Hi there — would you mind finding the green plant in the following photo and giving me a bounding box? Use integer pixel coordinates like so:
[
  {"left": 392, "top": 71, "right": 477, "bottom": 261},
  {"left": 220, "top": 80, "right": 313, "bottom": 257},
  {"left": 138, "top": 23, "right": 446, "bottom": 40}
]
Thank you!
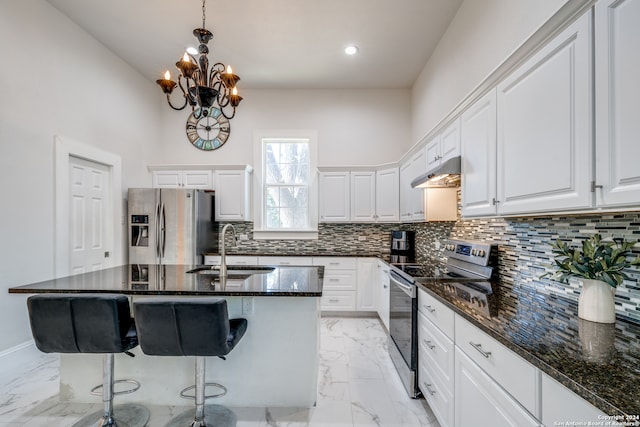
[{"left": 546, "top": 234, "right": 640, "bottom": 288}]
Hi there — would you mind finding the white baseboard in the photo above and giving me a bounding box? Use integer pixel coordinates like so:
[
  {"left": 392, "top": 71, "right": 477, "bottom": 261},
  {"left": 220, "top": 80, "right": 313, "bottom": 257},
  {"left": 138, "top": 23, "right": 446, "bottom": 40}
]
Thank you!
[{"left": 0, "top": 340, "right": 42, "bottom": 377}]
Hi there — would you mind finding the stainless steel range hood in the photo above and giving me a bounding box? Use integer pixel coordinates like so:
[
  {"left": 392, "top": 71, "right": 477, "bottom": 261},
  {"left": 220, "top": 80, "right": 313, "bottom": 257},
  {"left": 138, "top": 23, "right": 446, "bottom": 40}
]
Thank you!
[{"left": 411, "top": 155, "right": 461, "bottom": 188}]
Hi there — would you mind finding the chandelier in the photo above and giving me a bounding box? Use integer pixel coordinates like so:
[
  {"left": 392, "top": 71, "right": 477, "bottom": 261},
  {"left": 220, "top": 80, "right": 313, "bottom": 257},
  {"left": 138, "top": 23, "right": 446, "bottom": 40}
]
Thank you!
[{"left": 156, "top": 0, "right": 242, "bottom": 119}]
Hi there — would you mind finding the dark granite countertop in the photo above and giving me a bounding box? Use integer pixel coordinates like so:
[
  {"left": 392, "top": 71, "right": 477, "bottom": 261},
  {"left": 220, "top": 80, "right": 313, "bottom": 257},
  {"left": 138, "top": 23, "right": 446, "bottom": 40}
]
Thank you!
[
  {"left": 416, "top": 278, "right": 640, "bottom": 417},
  {"left": 8, "top": 264, "right": 324, "bottom": 297}
]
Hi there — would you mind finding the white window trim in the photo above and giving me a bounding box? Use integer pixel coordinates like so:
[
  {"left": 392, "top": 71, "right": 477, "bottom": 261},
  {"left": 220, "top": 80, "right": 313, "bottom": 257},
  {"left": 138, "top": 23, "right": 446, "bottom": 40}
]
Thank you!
[{"left": 253, "top": 129, "right": 318, "bottom": 240}]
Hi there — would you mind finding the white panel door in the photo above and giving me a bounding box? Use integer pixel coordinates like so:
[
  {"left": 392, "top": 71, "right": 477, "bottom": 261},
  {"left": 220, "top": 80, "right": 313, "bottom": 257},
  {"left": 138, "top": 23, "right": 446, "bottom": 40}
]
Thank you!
[
  {"left": 319, "top": 172, "right": 350, "bottom": 222},
  {"left": 375, "top": 167, "right": 399, "bottom": 222},
  {"left": 461, "top": 89, "right": 497, "bottom": 217},
  {"left": 215, "top": 169, "right": 250, "bottom": 221},
  {"left": 69, "top": 156, "right": 111, "bottom": 274},
  {"left": 595, "top": 0, "right": 640, "bottom": 207},
  {"left": 350, "top": 171, "right": 376, "bottom": 222},
  {"left": 409, "top": 149, "right": 427, "bottom": 220},
  {"left": 496, "top": 11, "right": 593, "bottom": 215},
  {"left": 425, "top": 135, "right": 441, "bottom": 171},
  {"left": 399, "top": 161, "right": 413, "bottom": 221}
]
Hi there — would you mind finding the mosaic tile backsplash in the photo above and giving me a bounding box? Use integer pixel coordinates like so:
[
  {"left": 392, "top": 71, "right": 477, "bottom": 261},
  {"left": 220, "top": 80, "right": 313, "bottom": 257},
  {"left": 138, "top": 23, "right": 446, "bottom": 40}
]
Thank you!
[{"left": 220, "top": 210, "right": 640, "bottom": 323}]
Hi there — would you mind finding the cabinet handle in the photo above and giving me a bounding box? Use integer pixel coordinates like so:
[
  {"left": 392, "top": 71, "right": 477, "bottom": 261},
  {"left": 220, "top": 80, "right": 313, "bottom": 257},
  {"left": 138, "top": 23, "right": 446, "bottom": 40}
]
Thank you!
[
  {"left": 329, "top": 262, "right": 340, "bottom": 266},
  {"left": 591, "top": 181, "right": 604, "bottom": 192},
  {"left": 383, "top": 285, "right": 388, "bottom": 289},
  {"left": 424, "top": 383, "right": 436, "bottom": 396},
  {"left": 329, "top": 298, "right": 340, "bottom": 303},
  {"left": 423, "top": 339, "right": 436, "bottom": 350},
  {"left": 329, "top": 278, "right": 340, "bottom": 282},
  {"left": 280, "top": 261, "right": 290, "bottom": 265},
  {"left": 423, "top": 305, "right": 436, "bottom": 314},
  {"left": 492, "top": 198, "right": 500, "bottom": 205},
  {"left": 469, "top": 342, "right": 492, "bottom": 358}
]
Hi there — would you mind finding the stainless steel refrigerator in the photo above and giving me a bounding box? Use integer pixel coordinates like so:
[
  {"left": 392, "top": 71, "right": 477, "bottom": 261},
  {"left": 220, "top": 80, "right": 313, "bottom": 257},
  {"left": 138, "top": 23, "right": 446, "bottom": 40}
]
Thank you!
[{"left": 128, "top": 188, "right": 218, "bottom": 265}]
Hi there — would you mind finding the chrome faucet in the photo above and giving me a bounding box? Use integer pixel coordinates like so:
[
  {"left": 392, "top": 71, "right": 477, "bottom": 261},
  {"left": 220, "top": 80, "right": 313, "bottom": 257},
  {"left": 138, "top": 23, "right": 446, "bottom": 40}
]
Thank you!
[{"left": 219, "top": 223, "right": 237, "bottom": 278}]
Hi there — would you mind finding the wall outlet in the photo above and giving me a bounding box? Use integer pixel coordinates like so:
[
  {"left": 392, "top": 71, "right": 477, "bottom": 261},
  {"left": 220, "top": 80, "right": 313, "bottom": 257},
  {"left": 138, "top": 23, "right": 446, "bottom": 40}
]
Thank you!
[
  {"left": 358, "top": 236, "right": 367, "bottom": 241},
  {"left": 242, "top": 296, "right": 253, "bottom": 315},
  {"left": 239, "top": 234, "right": 249, "bottom": 241}
]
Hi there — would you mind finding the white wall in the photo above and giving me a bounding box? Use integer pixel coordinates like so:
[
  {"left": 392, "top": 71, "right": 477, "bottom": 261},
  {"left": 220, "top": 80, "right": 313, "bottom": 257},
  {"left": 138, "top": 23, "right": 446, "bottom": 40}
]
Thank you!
[
  {"left": 0, "top": 1, "right": 161, "bottom": 352},
  {"left": 411, "top": 0, "right": 569, "bottom": 143},
  {"left": 157, "top": 89, "right": 412, "bottom": 167}
]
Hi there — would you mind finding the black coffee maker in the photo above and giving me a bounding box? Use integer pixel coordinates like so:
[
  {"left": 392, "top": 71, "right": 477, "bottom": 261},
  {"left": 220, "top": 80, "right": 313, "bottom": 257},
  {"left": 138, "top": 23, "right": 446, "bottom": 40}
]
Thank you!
[{"left": 390, "top": 230, "right": 415, "bottom": 263}]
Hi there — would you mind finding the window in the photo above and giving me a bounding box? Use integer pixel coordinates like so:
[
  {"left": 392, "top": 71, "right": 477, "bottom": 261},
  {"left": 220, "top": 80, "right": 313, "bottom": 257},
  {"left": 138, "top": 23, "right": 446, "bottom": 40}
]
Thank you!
[
  {"left": 264, "top": 139, "right": 310, "bottom": 229},
  {"left": 253, "top": 130, "right": 318, "bottom": 239}
]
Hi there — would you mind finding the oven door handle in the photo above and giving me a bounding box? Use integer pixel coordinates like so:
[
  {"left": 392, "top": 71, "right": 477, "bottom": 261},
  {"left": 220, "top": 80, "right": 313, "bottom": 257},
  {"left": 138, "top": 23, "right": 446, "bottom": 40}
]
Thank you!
[{"left": 390, "top": 270, "right": 416, "bottom": 298}]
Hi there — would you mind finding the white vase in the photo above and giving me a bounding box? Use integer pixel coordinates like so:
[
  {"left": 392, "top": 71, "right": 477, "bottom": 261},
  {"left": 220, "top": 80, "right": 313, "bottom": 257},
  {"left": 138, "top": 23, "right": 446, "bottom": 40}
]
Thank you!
[{"left": 578, "top": 279, "right": 616, "bottom": 324}]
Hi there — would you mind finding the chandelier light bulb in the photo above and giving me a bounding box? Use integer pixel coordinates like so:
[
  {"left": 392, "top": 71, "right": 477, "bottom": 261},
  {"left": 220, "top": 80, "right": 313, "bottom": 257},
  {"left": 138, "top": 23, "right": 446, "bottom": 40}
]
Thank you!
[
  {"left": 232, "top": 87, "right": 238, "bottom": 95},
  {"left": 164, "top": 70, "right": 171, "bottom": 80},
  {"left": 226, "top": 65, "right": 233, "bottom": 74},
  {"left": 182, "top": 52, "right": 190, "bottom": 62}
]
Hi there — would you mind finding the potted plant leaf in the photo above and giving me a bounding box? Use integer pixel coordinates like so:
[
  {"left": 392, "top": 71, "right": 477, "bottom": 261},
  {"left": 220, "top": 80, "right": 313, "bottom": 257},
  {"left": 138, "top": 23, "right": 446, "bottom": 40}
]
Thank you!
[{"left": 546, "top": 233, "right": 640, "bottom": 323}]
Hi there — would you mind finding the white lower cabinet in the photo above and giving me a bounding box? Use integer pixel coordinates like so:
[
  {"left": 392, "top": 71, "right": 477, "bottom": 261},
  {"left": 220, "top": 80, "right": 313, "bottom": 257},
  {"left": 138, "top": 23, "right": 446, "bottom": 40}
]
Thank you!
[
  {"left": 541, "top": 373, "right": 604, "bottom": 426},
  {"left": 377, "top": 261, "right": 391, "bottom": 330},
  {"left": 454, "top": 348, "right": 540, "bottom": 427},
  {"left": 418, "top": 288, "right": 455, "bottom": 427},
  {"left": 313, "top": 257, "right": 357, "bottom": 311},
  {"left": 356, "top": 258, "right": 377, "bottom": 311},
  {"left": 257, "top": 256, "right": 311, "bottom": 266}
]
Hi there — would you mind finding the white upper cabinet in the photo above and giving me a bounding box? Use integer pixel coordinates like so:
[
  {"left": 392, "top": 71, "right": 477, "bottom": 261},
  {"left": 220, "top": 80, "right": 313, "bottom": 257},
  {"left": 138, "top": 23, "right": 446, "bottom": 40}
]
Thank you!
[
  {"left": 595, "top": 0, "right": 640, "bottom": 207},
  {"left": 152, "top": 170, "right": 213, "bottom": 189},
  {"left": 426, "top": 119, "right": 461, "bottom": 172},
  {"left": 375, "top": 167, "right": 400, "bottom": 222},
  {"left": 319, "top": 171, "right": 350, "bottom": 222},
  {"left": 461, "top": 89, "right": 497, "bottom": 217},
  {"left": 399, "top": 149, "right": 427, "bottom": 222},
  {"left": 496, "top": 11, "right": 593, "bottom": 215},
  {"left": 425, "top": 134, "right": 442, "bottom": 171},
  {"left": 320, "top": 169, "right": 399, "bottom": 223},
  {"left": 214, "top": 168, "right": 252, "bottom": 221},
  {"left": 350, "top": 171, "right": 376, "bottom": 222}
]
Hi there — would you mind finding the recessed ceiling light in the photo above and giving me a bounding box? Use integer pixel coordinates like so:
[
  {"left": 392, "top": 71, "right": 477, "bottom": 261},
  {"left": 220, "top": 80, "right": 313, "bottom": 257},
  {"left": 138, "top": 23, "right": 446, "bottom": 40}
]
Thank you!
[
  {"left": 186, "top": 46, "right": 198, "bottom": 55},
  {"left": 344, "top": 45, "right": 359, "bottom": 55}
]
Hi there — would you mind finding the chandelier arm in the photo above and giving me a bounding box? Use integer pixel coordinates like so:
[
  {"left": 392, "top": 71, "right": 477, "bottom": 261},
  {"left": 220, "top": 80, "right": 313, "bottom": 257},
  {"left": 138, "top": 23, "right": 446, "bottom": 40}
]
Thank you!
[
  {"left": 166, "top": 93, "right": 188, "bottom": 111},
  {"left": 209, "top": 63, "right": 225, "bottom": 87},
  {"left": 219, "top": 105, "right": 236, "bottom": 120}
]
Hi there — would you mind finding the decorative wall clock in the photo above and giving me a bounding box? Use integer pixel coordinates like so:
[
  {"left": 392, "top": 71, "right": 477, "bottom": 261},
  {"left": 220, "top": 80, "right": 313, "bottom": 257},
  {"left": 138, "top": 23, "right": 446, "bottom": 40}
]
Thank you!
[{"left": 185, "top": 106, "right": 230, "bottom": 151}]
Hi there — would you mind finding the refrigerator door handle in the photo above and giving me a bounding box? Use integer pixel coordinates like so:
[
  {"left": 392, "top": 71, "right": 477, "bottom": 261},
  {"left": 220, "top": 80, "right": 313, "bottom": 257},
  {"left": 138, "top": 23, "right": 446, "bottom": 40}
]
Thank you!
[
  {"left": 154, "top": 202, "right": 161, "bottom": 260},
  {"left": 160, "top": 202, "right": 166, "bottom": 259}
]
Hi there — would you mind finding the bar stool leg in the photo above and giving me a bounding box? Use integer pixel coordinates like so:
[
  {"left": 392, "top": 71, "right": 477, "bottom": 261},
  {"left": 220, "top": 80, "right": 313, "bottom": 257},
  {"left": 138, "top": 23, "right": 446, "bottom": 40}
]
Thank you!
[{"left": 193, "top": 356, "right": 206, "bottom": 426}]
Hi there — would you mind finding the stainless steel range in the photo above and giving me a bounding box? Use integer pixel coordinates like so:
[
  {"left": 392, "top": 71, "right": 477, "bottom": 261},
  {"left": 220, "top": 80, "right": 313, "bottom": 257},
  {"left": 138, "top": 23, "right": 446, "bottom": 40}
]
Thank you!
[{"left": 387, "top": 238, "right": 496, "bottom": 398}]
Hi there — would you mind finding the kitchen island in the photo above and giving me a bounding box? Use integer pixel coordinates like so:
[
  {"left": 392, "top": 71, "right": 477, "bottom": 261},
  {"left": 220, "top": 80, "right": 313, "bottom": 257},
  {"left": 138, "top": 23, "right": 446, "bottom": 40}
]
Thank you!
[{"left": 8, "top": 264, "right": 324, "bottom": 407}]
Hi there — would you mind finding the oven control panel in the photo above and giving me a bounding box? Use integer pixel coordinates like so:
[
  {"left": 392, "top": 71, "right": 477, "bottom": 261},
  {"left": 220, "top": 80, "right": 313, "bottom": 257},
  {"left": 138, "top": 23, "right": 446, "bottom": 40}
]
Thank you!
[
  {"left": 443, "top": 239, "right": 493, "bottom": 266},
  {"left": 442, "top": 281, "right": 494, "bottom": 317}
]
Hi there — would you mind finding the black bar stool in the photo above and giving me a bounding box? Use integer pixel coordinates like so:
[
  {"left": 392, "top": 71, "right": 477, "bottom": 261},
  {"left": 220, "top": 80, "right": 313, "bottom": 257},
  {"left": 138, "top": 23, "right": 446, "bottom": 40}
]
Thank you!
[
  {"left": 27, "top": 294, "right": 150, "bottom": 427},
  {"left": 133, "top": 297, "right": 247, "bottom": 427}
]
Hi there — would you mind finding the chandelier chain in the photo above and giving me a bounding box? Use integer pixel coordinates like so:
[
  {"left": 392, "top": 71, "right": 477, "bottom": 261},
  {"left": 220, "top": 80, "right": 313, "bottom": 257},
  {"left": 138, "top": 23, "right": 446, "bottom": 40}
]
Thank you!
[{"left": 202, "top": 0, "right": 207, "bottom": 29}]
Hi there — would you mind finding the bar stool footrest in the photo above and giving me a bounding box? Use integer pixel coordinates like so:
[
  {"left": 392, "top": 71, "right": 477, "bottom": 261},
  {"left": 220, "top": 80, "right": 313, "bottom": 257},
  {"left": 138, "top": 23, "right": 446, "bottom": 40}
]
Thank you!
[
  {"left": 180, "top": 382, "right": 227, "bottom": 400},
  {"left": 90, "top": 379, "right": 141, "bottom": 396}
]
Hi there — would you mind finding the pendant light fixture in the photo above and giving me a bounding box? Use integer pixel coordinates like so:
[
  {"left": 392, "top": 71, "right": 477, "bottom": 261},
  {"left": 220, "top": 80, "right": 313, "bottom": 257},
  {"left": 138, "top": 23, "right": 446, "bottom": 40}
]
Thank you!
[{"left": 156, "top": 0, "right": 242, "bottom": 120}]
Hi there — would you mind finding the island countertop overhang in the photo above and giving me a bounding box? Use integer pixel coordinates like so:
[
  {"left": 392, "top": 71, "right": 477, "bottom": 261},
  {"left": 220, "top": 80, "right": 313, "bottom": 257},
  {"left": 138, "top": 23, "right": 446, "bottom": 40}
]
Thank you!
[{"left": 7, "top": 264, "right": 324, "bottom": 296}]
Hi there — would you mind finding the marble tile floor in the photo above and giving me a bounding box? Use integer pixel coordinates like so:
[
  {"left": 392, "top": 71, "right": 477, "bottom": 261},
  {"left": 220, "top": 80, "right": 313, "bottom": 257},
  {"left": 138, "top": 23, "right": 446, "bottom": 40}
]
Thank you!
[{"left": 0, "top": 317, "right": 440, "bottom": 427}]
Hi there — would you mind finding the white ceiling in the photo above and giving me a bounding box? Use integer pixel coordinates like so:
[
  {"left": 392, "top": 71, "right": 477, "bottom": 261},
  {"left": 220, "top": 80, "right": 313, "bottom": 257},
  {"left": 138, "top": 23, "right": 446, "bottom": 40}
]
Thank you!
[{"left": 46, "top": 0, "right": 463, "bottom": 90}]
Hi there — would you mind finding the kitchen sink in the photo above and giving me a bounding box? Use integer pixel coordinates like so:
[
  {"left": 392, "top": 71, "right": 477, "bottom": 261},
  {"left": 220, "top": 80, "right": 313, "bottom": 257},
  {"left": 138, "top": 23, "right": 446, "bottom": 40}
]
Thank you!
[{"left": 186, "top": 265, "right": 276, "bottom": 275}]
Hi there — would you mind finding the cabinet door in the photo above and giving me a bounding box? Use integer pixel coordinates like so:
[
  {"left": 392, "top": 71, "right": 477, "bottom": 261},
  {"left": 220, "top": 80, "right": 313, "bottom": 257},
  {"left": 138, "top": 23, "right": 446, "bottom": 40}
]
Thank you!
[
  {"left": 425, "top": 135, "right": 441, "bottom": 171},
  {"left": 375, "top": 167, "right": 399, "bottom": 222},
  {"left": 350, "top": 172, "right": 376, "bottom": 222},
  {"left": 182, "top": 170, "right": 213, "bottom": 189},
  {"left": 319, "top": 172, "right": 350, "bottom": 222},
  {"left": 410, "top": 150, "right": 427, "bottom": 220},
  {"left": 152, "top": 171, "right": 182, "bottom": 188},
  {"left": 356, "top": 258, "right": 377, "bottom": 311},
  {"left": 440, "top": 118, "right": 461, "bottom": 162},
  {"left": 455, "top": 348, "right": 539, "bottom": 427},
  {"left": 496, "top": 11, "right": 593, "bottom": 215},
  {"left": 399, "top": 161, "right": 414, "bottom": 221},
  {"left": 461, "top": 89, "right": 497, "bottom": 217},
  {"left": 541, "top": 373, "right": 604, "bottom": 425},
  {"left": 214, "top": 169, "right": 250, "bottom": 221},
  {"left": 595, "top": 0, "right": 640, "bottom": 207},
  {"left": 377, "top": 261, "right": 390, "bottom": 330}
]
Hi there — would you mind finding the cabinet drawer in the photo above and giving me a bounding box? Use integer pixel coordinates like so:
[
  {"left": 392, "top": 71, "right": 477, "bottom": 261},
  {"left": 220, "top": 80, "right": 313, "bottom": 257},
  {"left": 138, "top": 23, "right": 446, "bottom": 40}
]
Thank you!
[
  {"left": 455, "top": 315, "right": 538, "bottom": 415},
  {"left": 323, "top": 271, "right": 357, "bottom": 291},
  {"left": 418, "top": 288, "right": 454, "bottom": 338},
  {"left": 203, "top": 256, "right": 259, "bottom": 266},
  {"left": 312, "top": 257, "right": 357, "bottom": 269},
  {"left": 258, "top": 256, "right": 311, "bottom": 266},
  {"left": 419, "top": 362, "right": 454, "bottom": 427},
  {"left": 321, "top": 291, "right": 356, "bottom": 311},
  {"left": 418, "top": 310, "right": 454, "bottom": 391}
]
